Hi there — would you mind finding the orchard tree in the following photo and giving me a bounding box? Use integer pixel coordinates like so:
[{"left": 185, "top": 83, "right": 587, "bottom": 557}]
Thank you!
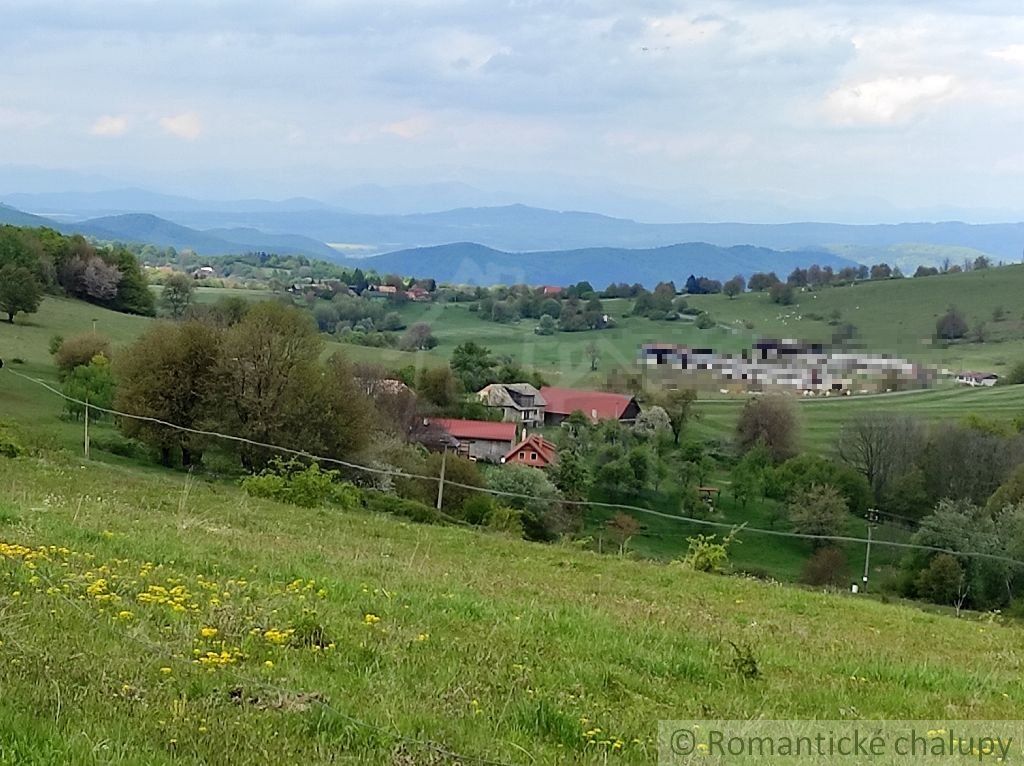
[
  {"left": 788, "top": 483, "right": 848, "bottom": 540},
  {"left": 0, "top": 265, "right": 43, "bottom": 323},
  {"left": 399, "top": 322, "right": 437, "bottom": 350},
  {"left": 736, "top": 394, "right": 798, "bottom": 463},
  {"left": 658, "top": 387, "right": 698, "bottom": 445},
  {"left": 723, "top": 274, "right": 745, "bottom": 299}
]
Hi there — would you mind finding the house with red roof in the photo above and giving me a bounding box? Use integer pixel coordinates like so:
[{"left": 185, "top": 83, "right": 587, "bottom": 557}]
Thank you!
[
  {"left": 426, "top": 418, "right": 518, "bottom": 463},
  {"left": 540, "top": 386, "right": 641, "bottom": 425},
  {"left": 503, "top": 434, "right": 558, "bottom": 468}
]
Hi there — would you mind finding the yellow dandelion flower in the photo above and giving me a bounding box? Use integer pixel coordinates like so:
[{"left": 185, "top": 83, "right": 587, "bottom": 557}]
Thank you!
[
  {"left": 159, "top": 667, "right": 173, "bottom": 675},
  {"left": 117, "top": 610, "right": 133, "bottom": 621},
  {"left": 199, "top": 627, "right": 218, "bottom": 638}
]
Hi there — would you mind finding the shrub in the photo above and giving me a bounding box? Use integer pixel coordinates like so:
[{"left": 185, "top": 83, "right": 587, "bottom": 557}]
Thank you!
[
  {"left": 935, "top": 307, "right": 968, "bottom": 340},
  {"left": 461, "top": 494, "right": 495, "bottom": 525},
  {"left": 241, "top": 459, "right": 359, "bottom": 509},
  {"left": 486, "top": 505, "right": 524, "bottom": 536},
  {"left": 0, "top": 430, "right": 24, "bottom": 459},
  {"left": 678, "top": 530, "right": 739, "bottom": 573},
  {"left": 695, "top": 313, "right": 715, "bottom": 330},
  {"left": 801, "top": 547, "right": 848, "bottom": 587},
  {"left": 361, "top": 492, "right": 442, "bottom": 525},
  {"left": 54, "top": 333, "right": 111, "bottom": 376}
]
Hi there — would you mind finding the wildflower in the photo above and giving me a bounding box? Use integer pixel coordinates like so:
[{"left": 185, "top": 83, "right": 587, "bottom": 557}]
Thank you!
[
  {"left": 416, "top": 633, "right": 430, "bottom": 642},
  {"left": 363, "top": 613, "right": 381, "bottom": 626},
  {"left": 264, "top": 660, "right": 274, "bottom": 669},
  {"left": 199, "top": 627, "right": 218, "bottom": 638},
  {"left": 117, "top": 610, "right": 133, "bottom": 621},
  {"left": 159, "top": 667, "right": 173, "bottom": 675}
]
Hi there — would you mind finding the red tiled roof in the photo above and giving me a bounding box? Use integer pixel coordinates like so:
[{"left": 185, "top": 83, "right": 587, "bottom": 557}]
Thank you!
[
  {"left": 504, "top": 435, "right": 558, "bottom": 465},
  {"left": 540, "top": 386, "right": 635, "bottom": 420},
  {"left": 431, "top": 419, "right": 517, "bottom": 442}
]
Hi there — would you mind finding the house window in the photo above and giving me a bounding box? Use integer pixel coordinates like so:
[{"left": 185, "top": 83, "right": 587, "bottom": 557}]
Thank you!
[
  {"left": 530, "top": 452, "right": 537, "bottom": 460},
  {"left": 519, "top": 452, "right": 525, "bottom": 459}
]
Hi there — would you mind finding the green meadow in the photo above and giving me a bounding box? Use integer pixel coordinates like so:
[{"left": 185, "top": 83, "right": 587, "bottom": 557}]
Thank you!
[{"left": 1, "top": 445, "right": 1023, "bottom": 764}]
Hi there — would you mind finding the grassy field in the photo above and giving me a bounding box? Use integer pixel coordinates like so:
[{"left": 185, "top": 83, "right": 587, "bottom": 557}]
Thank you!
[
  {"left": 687, "top": 265, "right": 1024, "bottom": 374},
  {"left": 2, "top": 451, "right": 1024, "bottom": 764},
  {"left": 5, "top": 292, "right": 1023, "bottom": 466}
]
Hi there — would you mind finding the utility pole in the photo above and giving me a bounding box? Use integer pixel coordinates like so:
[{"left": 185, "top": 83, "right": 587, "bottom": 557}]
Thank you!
[
  {"left": 436, "top": 446, "right": 447, "bottom": 511},
  {"left": 84, "top": 397, "right": 91, "bottom": 460},
  {"left": 862, "top": 508, "right": 879, "bottom": 592}
]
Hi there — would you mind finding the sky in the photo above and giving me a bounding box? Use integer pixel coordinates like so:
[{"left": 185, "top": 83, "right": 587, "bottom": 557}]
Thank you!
[{"left": 2, "top": 0, "right": 1024, "bottom": 222}]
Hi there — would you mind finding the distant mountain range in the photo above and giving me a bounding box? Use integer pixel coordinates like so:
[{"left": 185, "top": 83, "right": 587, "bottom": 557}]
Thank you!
[
  {"left": 3, "top": 189, "right": 1024, "bottom": 282},
  {"left": 346, "top": 242, "right": 857, "bottom": 287}
]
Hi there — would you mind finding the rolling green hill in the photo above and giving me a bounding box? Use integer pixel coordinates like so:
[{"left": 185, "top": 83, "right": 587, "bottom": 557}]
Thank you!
[
  {"left": 685, "top": 264, "right": 1024, "bottom": 374},
  {"left": 1, "top": 427, "right": 1023, "bottom": 763},
  {"left": 346, "top": 241, "right": 855, "bottom": 287}
]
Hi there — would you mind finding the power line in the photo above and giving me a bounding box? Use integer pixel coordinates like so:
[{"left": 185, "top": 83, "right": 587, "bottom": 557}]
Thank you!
[{"left": 6, "top": 363, "right": 1024, "bottom": 568}]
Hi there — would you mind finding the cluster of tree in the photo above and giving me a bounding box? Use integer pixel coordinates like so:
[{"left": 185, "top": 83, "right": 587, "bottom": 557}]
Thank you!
[
  {"left": 0, "top": 226, "right": 154, "bottom": 322},
  {"left": 631, "top": 282, "right": 690, "bottom": 320},
  {"left": 837, "top": 413, "right": 1024, "bottom": 514},
  {"left": 113, "top": 302, "right": 374, "bottom": 469},
  {"left": 683, "top": 274, "right": 722, "bottom": 295},
  {"left": 473, "top": 285, "right": 563, "bottom": 325}
]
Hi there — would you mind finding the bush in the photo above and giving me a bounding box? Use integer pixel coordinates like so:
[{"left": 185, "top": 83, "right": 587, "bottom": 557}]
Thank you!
[
  {"left": 0, "top": 430, "right": 24, "bottom": 459},
  {"left": 90, "top": 435, "right": 142, "bottom": 459},
  {"left": 361, "top": 492, "right": 442, "bottom": 525},
  {"left": 678, "top": 531, "right": 738, "bottom": 573},
  {"left": 695, "top": 313, "right": 715, "bottom": 330},
  {"left": 54, "top": 333, "right": 111, "bottom": 376},
  {"left": 241, "top": 460, "right": 359, "bottom": 509},
  {"left": 800, "top": 547, "right": 848, "bottom": 587},
  {"left": 461, "top": 494, "right": 495, "bottom": 525},
  {"left": 486, "top": 505, "right": 524, "bottom": 536}
]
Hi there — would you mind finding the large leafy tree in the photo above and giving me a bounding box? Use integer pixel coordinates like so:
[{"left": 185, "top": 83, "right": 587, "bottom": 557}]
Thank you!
[
  {"left": 0, "top": 265, "right": 43, "bottom": 323},
  {"left": 116, "top": 321, "right": 222, "bottom": 467},
  {"left": 160, "top": 273, "right": 195, "bottom": 318},
  {"left": 216, "top": 302, "right": 324, "bottom": 469},
  {"left": 449, "top": 341, "right": 497, "bottom": 392}
]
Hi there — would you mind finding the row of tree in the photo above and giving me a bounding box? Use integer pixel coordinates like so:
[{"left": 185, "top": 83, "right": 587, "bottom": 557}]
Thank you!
[{"left": 0, "top": 226, "right": 154, "bottom": 322}]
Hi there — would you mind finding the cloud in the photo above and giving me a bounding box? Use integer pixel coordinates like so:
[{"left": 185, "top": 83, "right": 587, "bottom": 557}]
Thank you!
[
  {"left": 823, "top": 75, "right": 959, "bottom": 125},
  {"left": 380, "top": 115, "right": 431, "bottom": 140},
  {"left": 159, "top": 112, "right": 202, "bottom": 140},
  {"left": 90, "top": 114, "right": 128, "bottom": 137},
  {"left": 992, "top": 44, "right": 1024, "bottom": 65}
]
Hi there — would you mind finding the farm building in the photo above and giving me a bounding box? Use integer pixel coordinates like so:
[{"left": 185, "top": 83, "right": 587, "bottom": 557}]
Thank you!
[
  {"left": 423, "top": 419, "right": 518, "bottom": 463},
  {"left": 503, "top": 434, "right": 558, "bottom": 468},
  {"left": 955, "top": 371, "right": 999, "bottom": 387},
  {"left": 477, "top": 383, "right": 546, "bottom": 426},
  {"left": 539, "top": 386, "right": 641, "bottom": 425}
]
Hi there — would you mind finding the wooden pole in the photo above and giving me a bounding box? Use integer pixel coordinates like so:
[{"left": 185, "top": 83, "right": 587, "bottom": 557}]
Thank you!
[
  {"left": 84, "top": 397, "right": 91, "bottom": 460},
  {"left": 436, "top": 446, "right": 447, "bottom": 510}
]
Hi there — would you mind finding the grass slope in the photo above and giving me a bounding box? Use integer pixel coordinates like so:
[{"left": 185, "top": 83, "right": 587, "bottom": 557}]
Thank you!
[
  {"left": 688, "top": 265, "right": 1024, "bottom": 373},
  {"left": 1, "top": 453, "right": 1023, "bottom": 764}
]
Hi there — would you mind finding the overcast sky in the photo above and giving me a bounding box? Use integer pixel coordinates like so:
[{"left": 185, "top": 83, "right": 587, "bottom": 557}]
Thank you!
[{"left": 2, "top": 0, "right": 1024, "bottom": 220}]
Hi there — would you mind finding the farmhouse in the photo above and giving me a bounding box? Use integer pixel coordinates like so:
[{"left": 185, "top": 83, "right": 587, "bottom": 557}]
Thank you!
[
  {"left": 424, "top": 419, "right": 517, "bottom": 463},
  {"left": 191, "top": 266, "right": 216, "bottom": 279},
  {"left": 956, "top": 371, "right": 999, "bottom": 387},
  {"left": 503, "top": 434, "right": 558, "bottom": 468},
  {"left": 539, "top": 386, "right": 641, "bottom": 425},
  {"left": 477, "top": 383, "right": 546, "bottom": 426}
]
